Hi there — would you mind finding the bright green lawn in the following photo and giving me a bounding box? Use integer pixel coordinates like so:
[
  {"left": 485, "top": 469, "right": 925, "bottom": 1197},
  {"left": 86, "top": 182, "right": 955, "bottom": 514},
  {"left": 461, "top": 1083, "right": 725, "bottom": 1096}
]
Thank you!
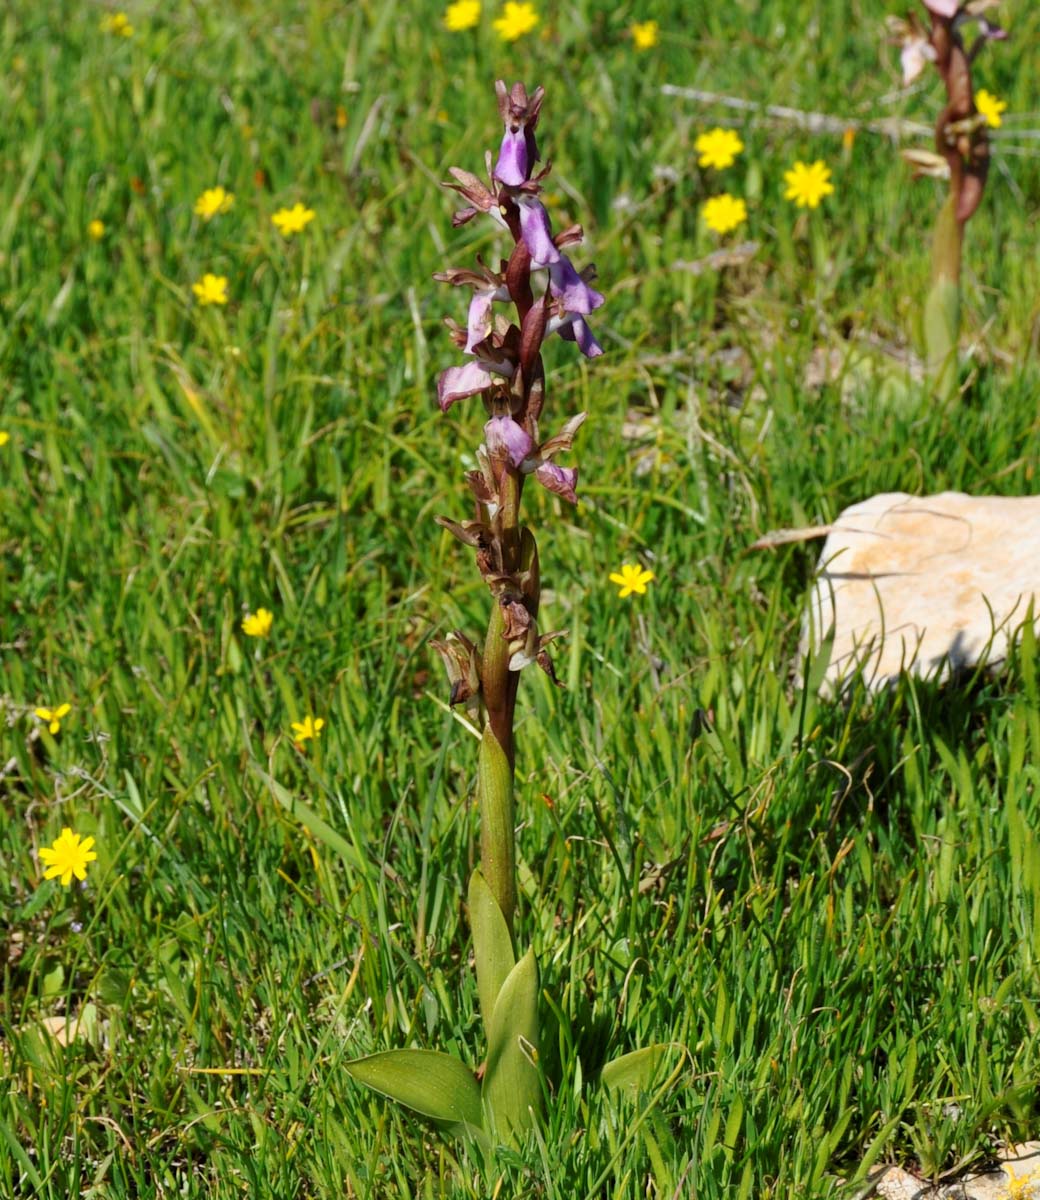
[{"left": 2, "top": 1, "right": 1040, "bottom": 1196}]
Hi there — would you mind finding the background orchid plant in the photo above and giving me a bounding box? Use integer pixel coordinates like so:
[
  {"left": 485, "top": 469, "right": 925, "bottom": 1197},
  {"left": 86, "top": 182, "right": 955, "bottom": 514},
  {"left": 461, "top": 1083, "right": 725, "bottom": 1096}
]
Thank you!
[{"left": 895, "top": 0, "right": 1005, "bottom": 399}]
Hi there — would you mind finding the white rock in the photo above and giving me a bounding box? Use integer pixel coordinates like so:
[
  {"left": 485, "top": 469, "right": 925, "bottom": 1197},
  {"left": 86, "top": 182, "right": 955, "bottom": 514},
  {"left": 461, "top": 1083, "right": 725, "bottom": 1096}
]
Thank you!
[
  {"left": 869, "top": 1143, "right": 1040, "bottom": 1198},
  {"left": 804, "top": 492, "right": 1040, "bottom": 693}
]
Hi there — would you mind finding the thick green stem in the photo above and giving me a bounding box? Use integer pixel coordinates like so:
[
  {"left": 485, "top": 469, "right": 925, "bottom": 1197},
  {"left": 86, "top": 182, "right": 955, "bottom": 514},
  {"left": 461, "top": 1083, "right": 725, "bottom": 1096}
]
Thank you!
[
  {"left": 925, "top": 192, "right": 962, "bottom": 403},
  {"left": 477, "top": 468, "right": 525, "bottom": 931},
  {"left": 476, "top": 723, "right": 515, "bottom": 934}
]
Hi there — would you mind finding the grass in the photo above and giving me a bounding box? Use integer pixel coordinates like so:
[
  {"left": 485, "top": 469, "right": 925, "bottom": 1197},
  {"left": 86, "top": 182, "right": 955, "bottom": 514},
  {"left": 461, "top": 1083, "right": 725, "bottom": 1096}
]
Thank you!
[{"left": 2, "top": 0, "right": 1040, "bottom": 1196}]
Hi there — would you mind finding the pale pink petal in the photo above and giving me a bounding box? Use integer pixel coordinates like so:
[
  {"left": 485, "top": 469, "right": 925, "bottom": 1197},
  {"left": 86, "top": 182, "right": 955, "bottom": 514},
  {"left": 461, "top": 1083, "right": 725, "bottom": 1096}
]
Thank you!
[
  {"left": 484, "top": 415, "right": 535, "bottom": 467},
  {"left": 534, "top": 461, "right": 579, "bottom": 504},
  {"left": 437, "top": 361, "right": 494, "bottom": 411}
]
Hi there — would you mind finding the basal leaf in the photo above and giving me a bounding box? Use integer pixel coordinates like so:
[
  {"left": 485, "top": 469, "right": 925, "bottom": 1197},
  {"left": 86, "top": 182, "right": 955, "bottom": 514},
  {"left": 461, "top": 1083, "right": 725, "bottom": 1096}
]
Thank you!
[
  {"left": 468, "top": 868, "right": 515, "bottom": 1038},
  {"left": 483, "top": 948, "right": 540, "bottom": 1141},
  {"left": 600, "top": 1043, "right": 683, "bottom": 1095},
  {"left": 345, "top": 1049, "right": 483, "bottom": 1132}
]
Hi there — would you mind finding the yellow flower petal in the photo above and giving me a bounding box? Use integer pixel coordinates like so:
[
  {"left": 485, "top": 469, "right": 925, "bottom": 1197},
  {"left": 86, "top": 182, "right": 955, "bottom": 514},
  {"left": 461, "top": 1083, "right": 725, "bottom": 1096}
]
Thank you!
[
  {"left": 271, "top": 204, "right": 316, "bottom": 236},
  {"left": 630, "top": 20, "right": 659, "bottom": 50},
  {"left": 242, "top": 608, "right": 274, "bottom": 638},
  {"left": 695, "top": 128, "right": 744, "bottom": 171},
  {"left": 702, "top": 193, "right": 747, "bottom": 235},
  {"left": 783, "top": 160, "right": 834, "bottom": 209},
  {"left": 493, "top": 1, "right": 538, "bottom": 41},
  {"left": 38, "top": 828, "right": 97, "bottom": 888},
  {"left": 192, "top": 273, "right": 229, "bottom": 306},
  {"left": 444, "top": 0, "right": 480, "bottom": 31}
]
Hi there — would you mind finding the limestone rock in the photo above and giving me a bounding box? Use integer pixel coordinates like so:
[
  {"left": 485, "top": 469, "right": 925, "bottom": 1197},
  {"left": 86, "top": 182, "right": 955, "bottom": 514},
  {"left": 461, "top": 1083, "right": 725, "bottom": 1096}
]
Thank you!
[
  {"left": 869, "top": 1143, "right": 1040, "bottom": 1198},
  {"left": 804, "top": 492, "right": 1040, "bottom": 693}
]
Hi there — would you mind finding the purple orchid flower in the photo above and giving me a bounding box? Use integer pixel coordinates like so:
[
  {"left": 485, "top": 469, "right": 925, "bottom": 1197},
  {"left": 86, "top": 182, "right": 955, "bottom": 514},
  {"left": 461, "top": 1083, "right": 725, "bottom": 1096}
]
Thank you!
[
  {"left": 483, "top": 412, "right": 586, "bottom": 504},
  {"left": 433, "top": 264, "right": 511, "bottom": 353},
  {"left": 517, "top": 196, "right": 559, "bottom": 265},
  {"left": 547, "top": 255, "right": 604, "bottom": 317},
  {"left": 438, "top": 339, "right": 516, "bottom": 412},
  {"left": 494, "top": 81, "right": 544, "bottom": 186},
  {"left": 552, "top": 313, "right": 603, "bottom": 358}
]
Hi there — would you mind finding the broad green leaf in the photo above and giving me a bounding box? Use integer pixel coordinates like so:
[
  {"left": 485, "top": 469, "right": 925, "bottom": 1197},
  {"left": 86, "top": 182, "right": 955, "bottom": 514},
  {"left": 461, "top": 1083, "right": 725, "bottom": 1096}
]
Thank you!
[
  {"left": 483, "top": 948, "right": 540, "bottom": 1141},
  {"left": 468, "top": 868, "right": 515, "bottom": 1038},
  {"left": 599, "top": 1043, "right": 682, "bottom": 1095},
  {"left": 345, "top": 1049, "right": 483, "bottom": 1132}
]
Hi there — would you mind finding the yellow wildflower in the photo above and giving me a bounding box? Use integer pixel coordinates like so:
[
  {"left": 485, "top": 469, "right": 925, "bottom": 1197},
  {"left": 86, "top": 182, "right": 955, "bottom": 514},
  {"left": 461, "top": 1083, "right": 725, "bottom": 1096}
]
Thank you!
[
  {"left": 192, "top": 273, "right": 229, "bottom": 306},
  {"left": 609, "top": 564, "right": 655, "bottom": 598},
  {"left": 100, "top": 12, "right": 133, "bottom": 37},
  {"left": 38, "top": 828, "right": 98, "bottom": 887},
  {"left": 444, "top": 0, "right": 481, "bottom": 30},
  {"left": 493, "top": 1, "right": 539, "bottom": 41},
  {"left": 87, "top": 219, "right": 106, "bottom": 240},
  {"left": 35, "top": 703, "right": 72, "bottom": 735},
  {"left": 702, "top": 193, "right": 747, "bottom": 235},
  {"left": 194, "top": 186, "right": 234, "bottom": 220},
  {"left": 975, "top": 89, "right": 1007, "bottom": 129},
  {"left": 271, "top": 203, "right": 316, "bottom": 236},
  {"left": 242, "top": 608, "right": 273, "bottom": 638},
  {"left": 0, "top": 432, "right": 9, "bottom": 447},
  {"left": 783, "top": 160, "right": 834, "bottom": 209},
  {"left": 291, "top": 715, "right": 325, "bottom": 745},
  {"left": 695, "top": 127, "right": 744, "bottom": 170},
  {"left": 630, "top": 20, "right": 659, "bottom": 50}
]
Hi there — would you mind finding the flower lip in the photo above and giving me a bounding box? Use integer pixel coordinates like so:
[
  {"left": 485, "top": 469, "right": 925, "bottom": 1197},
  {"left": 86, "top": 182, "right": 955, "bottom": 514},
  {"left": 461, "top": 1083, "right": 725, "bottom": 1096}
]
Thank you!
[
  {"left": 495, "top": 128, "right": 530, "bottom": 187},
  {"left": 517, "top": 196, "right": 560, "bottom": 264},
  {"left": 553, "top": 313, "right": 603, "bottom": 358},
  {"left": 484, "top": 414, "right": 535, "bottom": 468},
  {"left": 547, "top": 255, "right": 604, "bottom": 316},
  {"left": 494, "top": 81, "right": 544, "bottom": 185}
]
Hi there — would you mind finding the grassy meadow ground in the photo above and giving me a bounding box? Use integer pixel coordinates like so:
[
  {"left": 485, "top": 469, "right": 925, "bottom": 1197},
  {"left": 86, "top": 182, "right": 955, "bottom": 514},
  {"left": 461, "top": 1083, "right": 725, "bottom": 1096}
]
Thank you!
[{"left": 3, "top": 0, "right": 1040, "bottom": 1196}]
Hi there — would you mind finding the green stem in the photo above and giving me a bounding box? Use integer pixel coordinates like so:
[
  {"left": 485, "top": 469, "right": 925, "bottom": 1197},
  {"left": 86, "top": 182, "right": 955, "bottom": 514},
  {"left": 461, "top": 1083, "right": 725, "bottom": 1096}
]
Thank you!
[
  {"left": 476, "top": 720, "right": 515, "bottom": 933},
  {"left": 477, "top": 467, "right": 524, "bottom": 931},
  {"left": 925, "top": 192, "right": 963, "bottom": 402}
]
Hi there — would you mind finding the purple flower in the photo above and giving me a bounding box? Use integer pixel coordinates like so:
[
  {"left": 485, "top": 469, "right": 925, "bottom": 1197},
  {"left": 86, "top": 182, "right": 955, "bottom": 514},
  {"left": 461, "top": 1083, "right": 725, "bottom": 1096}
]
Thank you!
[
  {"left": 484, "top": 414, "right": 535, "bottom": 467},
  {"left": 517, "top": 197, "right": 560, "bottom": 265},
  {"left": 496, "top": 128, "right": 530, "bottom": 187},
  {"left": 900, "top": 35, "right": 937, "bottom": 84},
  {"left": 552, "top": 313, "right": 603, "bottom": 358},
  {"left": 481, "top": 412, "right": 586, "bottom": 504},
  {"left": 494, "top": 80, "right": 544, "bottom": 186},
  {"left": 532, "top": 462, "right": 579, "bottom": 504},
  {"left": 548, "top": 255, "right": 604, "bottom": 316},
  {"left": 438, "top": 341, "right": 516, "bottom": 411},
  {"left": 438, "top": 361, "right": 499, "bottom": 411}
]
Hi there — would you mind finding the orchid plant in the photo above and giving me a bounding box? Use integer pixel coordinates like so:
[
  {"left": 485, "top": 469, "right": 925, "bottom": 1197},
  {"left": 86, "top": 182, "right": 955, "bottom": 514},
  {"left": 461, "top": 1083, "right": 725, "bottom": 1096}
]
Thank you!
[
  {"left": 894, "top": 0, "right": 1005, "bottom": 399},
  {"left": 345, "top": 82, "right": 670, "bottom": 1149}
]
